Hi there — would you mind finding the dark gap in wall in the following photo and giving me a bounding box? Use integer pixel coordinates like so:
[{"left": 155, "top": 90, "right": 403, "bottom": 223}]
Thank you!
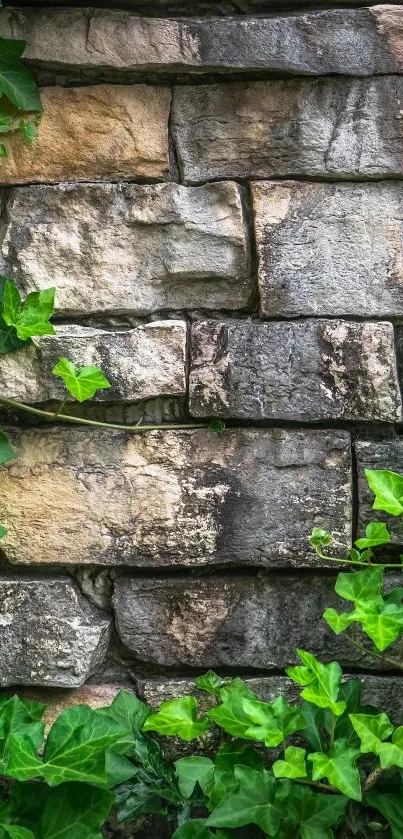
[
  {"left": 167, "top": 92, "right": 180, "bottom": 183},
  {"left": 239, "top": 183, "right": 260, "bottom": 316},
  {"left": 2, "top": 1, "right": 397, "bottom": 13}
]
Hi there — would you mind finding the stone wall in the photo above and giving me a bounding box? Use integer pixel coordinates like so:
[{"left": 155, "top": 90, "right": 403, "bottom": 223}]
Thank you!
[{"left": 1, "top": 1, "right": 403, "bottom": 827}]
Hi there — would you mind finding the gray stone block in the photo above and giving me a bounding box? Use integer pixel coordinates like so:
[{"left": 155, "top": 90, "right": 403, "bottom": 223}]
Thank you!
[
  {"left": 253, "top": 181, "right": 403, "bottom": 318},
  {"left": 0, "top": 577, "right": 110, "bottom": 687},
  {"left": 0, "top": 323, "right": 186, "bottom": 404},
  {"left": 189, "top": 320, "right": 401, "bottom": 422},
  {"left": 0, "top": 182, "right": 251, "bottom": 316},
  {"left": 173, "top": 77, "right": 403, "bottom": 182},
  {"left": 0, "top": 427, "right": 350, "bottom": 568}
]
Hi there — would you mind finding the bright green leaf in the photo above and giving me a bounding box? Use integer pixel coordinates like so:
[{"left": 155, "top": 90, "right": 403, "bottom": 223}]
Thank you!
[
  {"left": 98, "top": 689, "right": 150, "bottom": 736},
  {"left": 323, "top": 608, "right": 354, "bottom": 635},
  {"left": 14, "top": 287, "right": 55, "bottom": 340},
  {"left": 52, "top": 357, "right": 110, "bottom": 403},
  {"left": 241, "top": 695, "right": 307, "bottom": 747},
  {"left": 286, "top": 650, "right": 346, "bottom": 716},
  {"left": 310, "top": 528, "right": 332, "bottom": 549},
  {"left": 355, "top": 522, "right": 391, "bottom": 550},
  {"left": 349, "top": 712, "right": 393, "bottom": 754},
  {"left": 195, "top": 671, "right": 225, "bottom": 696},
  {"left": 143, "top": 696, "right": 210, "bottom": 742},
  {"left": 174, "top": 756, "right": 214, "bottom": 799},
  {"left": 308, "top": 739, "right": 361, "bottom": 800},
  {"left": 2, "top": 279, "right": 21, "bottom": 328},
  {"left": 273, "top": 746, "right": 307, "bottom": 779},
  {"left": 207, "top": 679, "right": 258, "bottom": 739},
  {"left": 335, "top": 565, "right": 384, "bottom": 608},
  {"left": 365, "top": 468, "right": 403, "bottom": 517}
]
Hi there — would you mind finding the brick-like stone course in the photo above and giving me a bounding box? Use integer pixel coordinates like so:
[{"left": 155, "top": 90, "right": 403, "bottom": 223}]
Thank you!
[{"left": 0, "top": 427, "right": 351, "bottom": 568}]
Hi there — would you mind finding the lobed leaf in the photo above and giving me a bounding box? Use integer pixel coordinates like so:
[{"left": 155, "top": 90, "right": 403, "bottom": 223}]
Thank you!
[
  {"left": 174, "top": 756, "right": 214, "bottom": 799},
  {"left": 365, "top": 468, "right": 403, "bottom": 517},
  {"left": 273, "top": 746, "right": 307, "bottom": 780},
  {"left": 308, "top": 739, "right": 361, "bottom": 800},
  {"left": 52, "top": 358, "right": 110, "bottom": 403},
  {"left": 286, "top": 650, "right": 346, "bottom": 716},
  {"left": 143, "top": 696, "right": 210, "bottom": 742}
]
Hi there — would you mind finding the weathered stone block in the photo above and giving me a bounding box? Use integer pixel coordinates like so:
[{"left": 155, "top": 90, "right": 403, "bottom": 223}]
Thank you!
[
  {"left": 0, "top": 85, "right": 170, "bottom": 185},
  {"left": 2, "top": 7, "right": 403, "bottom": 78},
  {"left": 113, "top": 573, "right": 394, "bottom": 670},
  {"left": 0, "top": 427, "right": 350, "bottom": 568},
  {"left": 356, "top": 439, "right": 403, "bottom": 545},
  {"left": 173, "top": 77, "right": 403, "bottom": 182},
  {"left": 0, "top": 182, "right": 250, "bottom": 315},
  {"left": 0, "top": 577, "right": 110, "bottom": 687},
  {"left": 138, "top": 674, "right": 403, "bottom": 723},
  {"left": 189, "top": 320, "right": 401, "bottom": 422},
  {"left": 253, "top": 181, "right": 403, "bottom": 318},
  {"left": 0, "top": 323, "right": 186, "bottom": 403}
]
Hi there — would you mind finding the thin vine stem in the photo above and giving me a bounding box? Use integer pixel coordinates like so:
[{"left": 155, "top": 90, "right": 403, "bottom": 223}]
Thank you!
[
  {"left": 345, "top": 633, "right": 403, "bottom": 671},
  {"left": 0, "top": 396, "right": 208, "bottom": 433},
  {"left": 315, "top": 548, "right": 403, "bottom": 570},
  {"left": 293, "top": 778, "right": 338, "bottom": 794}
]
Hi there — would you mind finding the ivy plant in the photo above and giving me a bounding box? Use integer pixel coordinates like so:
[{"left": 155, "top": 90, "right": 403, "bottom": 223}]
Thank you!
[{"left": 0, "top": 37, "right": 42, "bottom": 157}]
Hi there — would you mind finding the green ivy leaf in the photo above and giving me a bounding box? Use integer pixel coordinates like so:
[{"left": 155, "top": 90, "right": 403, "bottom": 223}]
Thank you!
[
  {"left": 273, "top": 746, "right": 307, "bottom": 780},
  {"left": 1, "top": 828, "right": 35, "bottom": 839},
  {"left": 98, "top": 690, "right": 151, "bottom": 736},
  {"left": 39, "top": 783, "right": 113, "bottom": 839},
  {"left": 14, "top": 287, "right": 55, "bottom": 340},
  {"left": 52, "top": 358, "right": 110, "bottom": 403},
  {"left": 308, "top": 739, "right": 361, "bottom": 800},
  {"left": 174, "top": 756, "right": 214, "bottom": 799},
  {"left": 323, "top": 608, "right": 354, "bottom": 635},
  {"left": 0, "top": 430, "right": 17, "bottom": 465},
  {"left": 355, "top": 521, "right": 391, "bottom": 550},
  {"left": 335, "top": 566, "right": 384, "bottom": 608},
  {"left": 241, "top": 695, "right": 307, "bottom": 747},
  {"left": 360, "top": 604, "right": 403, "bottom": 651},
  {"left": 208, "top": 741, "right": 264, "bottom": 810},
  {"left": 207, "top": 679, "right": 259, "bottom": 739},
  {"left": 206, "top": 766, "right": 286, "bottom": 835},
  {"left": 172, "top": 822, "right": 215, "bottom": 839},
  {"left": 281, "top": 785, "right": 347, "bottom": 838},
  {"left": 367, "top": 793, "right": 403, "bottom": 839},
  {"left": 143, "top": 697, "right": 210, "bottom": 742},
  {"left": 310, "top": 528, "right": 332, "bottom": 549},
  {"left": 286, "top": 650, "right": 346, "bottom": 716},
  {"left": 19, "top": 117, "right": 39, "bottom": 146},
  {"left": 0, "top": 39, "right": 42, "bottom": 112},
  {"left": 195, "top": 671, "right": 225, "bottom": 696},
  {"left": 209, "top": 419, "right": 225, "bottom": 433},
  {"left": 375, "top": 725, "right": 403, "bottom": 769},
  {"left": 114, "top": 781, "right": 167, "bottom": 824},
  {"left": 349, "top": 713, "right": 393, "bottom": 754},
  {"left": 365, "top": 468, "right": 403, "bottom": 517}
]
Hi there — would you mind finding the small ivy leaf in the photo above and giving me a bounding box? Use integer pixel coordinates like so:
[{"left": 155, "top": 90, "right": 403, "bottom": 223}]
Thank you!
[
  {"left": 52, "top": 358, "right": 111, "bottom": 403},
  {"left": 308, "top": 739, "right": 361, "bottom": 801},
  {"left": 0, "top": 115, "right": 12, "bottom": 134},
  {"left": 0, "top": 524, "right": 7, "bottom": 539},
  {"left": 355, "top": 522, "right": 391, "bottom": 550},
  {"left": 1, "top": 828, "right": 35, "bottom": 839},
  {"left": 349, "top": 712, "right": 393, "bottom": 754},
  {"left": 195, "top": 671, "right": 225, "bottom": 696},
  {"left": 19, "top": 117, "right": 39, "bottom": 146},
  {"left": 174, "top": 756, "right": 214, "bottom": 799},
  {"left": 2, "top": 278, "right": 21, "bottom": 328},
  {"left": 143, "top": 697, "right": 210, "bottom": 742},
  {"left": 0, "top": 430, "right": 17, "bottom": 465},
  {"left": 286, "top": 650, "right": 346, "bottom": 716},
  {"left": 335, "top": 566, "right": 384, "bottom": 609},
  {"left": 209, "top": 419, "right": 225, "bottom": 433},
  {"left": 348, "top": 548, "right": 366, "bottom": 564},
  {"left": 14, "top": 287, "right": 56, "bottom": 340},
  {"left": 323, "top": 608, "right": 354, "bottom": 635},
  {"left": 365, "top": 468, "right": 403, "bottom": 517},
  {"left": 361, "top": 604, "right": 403, "bottom": 652},
  {"left": 0, "top": 143, "right": 7, "bottom": 158},
  {"left": 310, "top": 528, "right": 332, "bottom": 549},
  {"left": 375, "top": 725, "right": 403, "bottom": 770},
  {"left": 272, "top": 746, "right": 307, "bottom": 780},
  {"left": 241, "top": 695, "right": 307, "bottom": 747},
  {"left": 207, "top": 679, "right": 259, "bottom": 739}
]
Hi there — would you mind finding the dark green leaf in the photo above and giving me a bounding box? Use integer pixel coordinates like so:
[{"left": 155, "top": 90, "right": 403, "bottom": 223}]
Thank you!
[
  {"left": 0, "top": 430, "right": 17, "bottom": 465},
  {"left": 206, "top": 766, "right": 285, "bottom": 835},
  {"left": 175, "top": 756, "right": 214, "bottom": 799},
  {"left": 39, "top": 783, "right": 113, "bottom": 839},
  {"left": 98, "top": 689, "right": 151, "bottom": 736},
  {"left": 52, "top": 358, "right": 110, "bottom": 403},
  {"left": 195, "top": 671, "right": 225, "bottom": 696},
  {"left": 19, "top": 117, "right": 39, "bottom": 146},
  {"left": 367, "top": 793, "right": 403, "bottom": 839},
  {"left": 172, "top": 821, "right": 215, "bottom": 839},
  {"left": 209, "top": 741, "right": 263, "bottom": 810},
  {"left": 115, "top": 781, "right": 167, "bottom": 824},
  {"left": 0, "top": 39, "right": 42, "bottom": 112},
  {"left": 281, "top": 785, "right": 347, "bottom": 838},
  {"left": 209, "top": 420, "right": 225, "bottom": 433}
]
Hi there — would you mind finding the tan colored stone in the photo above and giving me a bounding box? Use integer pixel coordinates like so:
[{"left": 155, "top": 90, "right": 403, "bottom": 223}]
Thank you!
[
  {"left": 12, "top": 684, "right": 126, "bottom": 730},
  {"left": 0, "top": 427, "right": 351, "bottom": 568},
  {"left": 0, "top": 85, "right": 170, "bottom": 185}
]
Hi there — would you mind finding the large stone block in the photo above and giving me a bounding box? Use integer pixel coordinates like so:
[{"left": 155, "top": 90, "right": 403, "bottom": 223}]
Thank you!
[
  {"left": 172, "top": 77, "right": 403, "bottom": 182},
  {"left": 2, "top": 7, "right": 403, "bottom": 78},
  {"left": 189, "top": 320, "right": 401, "bottom": 422},
  {"left": 0, "top": 577, "right": 110, "bottom": 687},
  {"left": 113, "top": 573, "right": 395, "bottom": 670},
  {"left": 0, "top": 428, "right": 350, "bottom": 568},
  {"left": 0, "top": 182, "right": 250, "bottom": 315},
  {"left": 0, "top": 323, "right": 186, "bottom": 403},
  {"left": 0, "top": 85, "right": 170, "bottom": 185},
  {"left": 356, "top": 439, "right": 403, "bottom": 545},
  {"left": 252, "top": 181, "right": 403, "bottom": 318}
]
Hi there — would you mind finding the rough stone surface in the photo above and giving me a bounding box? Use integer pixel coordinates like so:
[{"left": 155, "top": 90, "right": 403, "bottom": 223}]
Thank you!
[
  {"left": 113, "top": 573, "right": 399, "bottom": 670},
  {"left": 0, "top": 182, "right": 251, "bottom": 315},
  {"left": 0, "top": 323, "right": 186, "bottom": 403},
  {"left": 172, "top": 77, "right": 403, "bottom": 182},
  {"left": 0, "top": 427, "right": 351, "bottom": 568},
  {"left": 189, "top": 319, "right": 401, "bottom": 422},
  {"left": 0, "top": 578, "right": 110, "bottom": 687},
  {"left": 13, "top": 684, "right": 124, "bottom": 730},
  {"left": 2, "top": 7, "right": 403, "bottom": 78},
  {"left": 1, "top": 1, "right": 389, "bottom": 11},
  {"left": 0, "top": 85, "right": 170, "bottom": 185},
  {"left": 356, "top": 438, "right": 403, "bottom": 545},
  {"left": 253, "top": 180, "right": 403, "bottom": 318},
  {"left": 139, "top": 674, "right": 403, "bottom": 722}
]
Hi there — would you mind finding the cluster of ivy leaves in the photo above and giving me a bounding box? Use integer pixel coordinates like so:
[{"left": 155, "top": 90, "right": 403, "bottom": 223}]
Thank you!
[{"left": 0, "top": 35, "right": 42, "bottom": 156}]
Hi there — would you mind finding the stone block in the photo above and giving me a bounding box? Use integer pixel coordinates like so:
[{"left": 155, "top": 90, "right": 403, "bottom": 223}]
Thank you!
[
  {"left": 0, "top": 322, "right": 186, "bottom": 403},
  {"left": 356, "top": 438, "right": 403, "bottom": 545},
  {"left": 0, "top": 577, "right": 110, "bottom": 687},
  {"left": 113, "top": 572, "right": 397, "bottom": 670},
  {"left": 173, "top": 77, "right": 403, "bottom": 182},
  {"left": 252, "top": 181, "right": 403, "bottom": 318},
  {"left": 0, "top": 182, "right": 251, "bottom": 315},
  {"left": 189, "top": 320, "right": 401, "bottom": 422},
  {"left": 2, "top": 7, "right": 403, "bottom": 78},
  {"left": 0, "top": 85, "right": 170, "bottom": 184},
  {"left": 0, "top": 427, "right": 350, "bottom": 568}
]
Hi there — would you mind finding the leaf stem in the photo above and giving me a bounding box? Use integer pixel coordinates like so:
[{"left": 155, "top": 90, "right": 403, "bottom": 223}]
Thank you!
[
  {"left": 0, "top": 396, "right": 209, "bottom": 433},
  {"left": 362, "top": 765, "right": 384, "bottom": 794},
  {"left": 345, "top": 633, "right": 403, "bottom": 671},
  {"left": 55, "top": 395, "right": 68, "bottom": 418},
  {"left": 293, "top": 778, "right": 339, "bottom": 794},
  {"left": 315, "top": 548, "right": 403, "bottom": 570}
]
